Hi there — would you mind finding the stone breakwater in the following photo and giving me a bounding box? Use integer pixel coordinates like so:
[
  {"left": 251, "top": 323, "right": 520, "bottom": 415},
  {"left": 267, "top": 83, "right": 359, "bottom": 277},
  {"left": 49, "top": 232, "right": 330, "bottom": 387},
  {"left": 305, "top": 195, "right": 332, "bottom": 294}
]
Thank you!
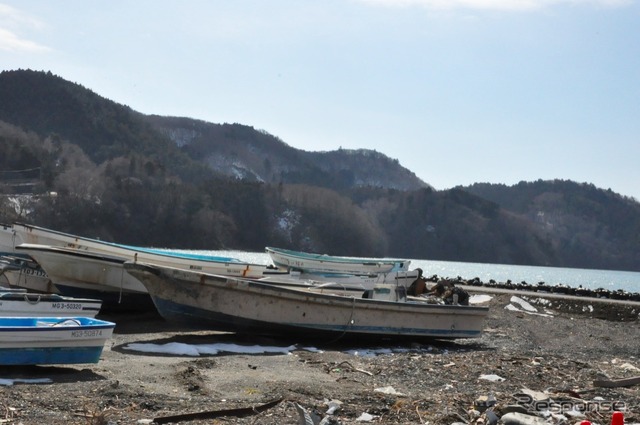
[{"left": 425, "top": 275, "right": 640, "bottom": 302}]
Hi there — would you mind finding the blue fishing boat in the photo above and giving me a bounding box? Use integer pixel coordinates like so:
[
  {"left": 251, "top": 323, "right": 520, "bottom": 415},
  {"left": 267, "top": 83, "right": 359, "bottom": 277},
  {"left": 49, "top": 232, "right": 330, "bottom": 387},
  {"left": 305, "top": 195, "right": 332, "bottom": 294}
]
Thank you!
[{"left": 0, "top": 317, "right": 115, "bottom": 365}]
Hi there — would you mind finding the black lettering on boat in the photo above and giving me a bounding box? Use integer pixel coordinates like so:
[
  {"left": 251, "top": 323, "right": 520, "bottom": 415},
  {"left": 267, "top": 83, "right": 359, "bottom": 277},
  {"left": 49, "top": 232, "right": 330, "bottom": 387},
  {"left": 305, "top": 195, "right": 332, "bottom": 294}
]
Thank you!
[
  {"left": 71, "top": 329, "right": 103, "bottom": 338},
  {"left": 52, "top": 302, "right": 82, "bottom": 310}
]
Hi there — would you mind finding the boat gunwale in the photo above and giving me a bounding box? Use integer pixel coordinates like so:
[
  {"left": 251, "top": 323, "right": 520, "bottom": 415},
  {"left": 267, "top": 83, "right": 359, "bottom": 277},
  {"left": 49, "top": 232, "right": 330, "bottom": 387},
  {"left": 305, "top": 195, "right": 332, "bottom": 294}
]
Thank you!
[
  {"left": 0, "top": 291, "right": 102, "bottom": 304},
  {"left": 16, "top": 243, "right": 126, "bottom": 264},
  {"left": 0, "top": 317, "right": 115, "bottom": 331}
]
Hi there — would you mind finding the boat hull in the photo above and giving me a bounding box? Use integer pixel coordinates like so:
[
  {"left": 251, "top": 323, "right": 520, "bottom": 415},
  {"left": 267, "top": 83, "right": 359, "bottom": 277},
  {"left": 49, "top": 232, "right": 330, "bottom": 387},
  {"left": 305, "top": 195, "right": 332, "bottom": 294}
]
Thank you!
[
  {"left": 0, "top": 317, "right": 115, "bottom": 365},
  {"left": 266, "top": 246, "right": 410, "bottom": 274},
  {"left": 15, "top": 245, "right": 153, "bottom": 310},
  {"left": 125, "top": 262, "right": 488, "bottom": 341},
  {"left": 0, "top": 346, "right": 107, "bottom": 365},
  {"left": 0, "top": 292, "right": 102, "bottom": 317}
]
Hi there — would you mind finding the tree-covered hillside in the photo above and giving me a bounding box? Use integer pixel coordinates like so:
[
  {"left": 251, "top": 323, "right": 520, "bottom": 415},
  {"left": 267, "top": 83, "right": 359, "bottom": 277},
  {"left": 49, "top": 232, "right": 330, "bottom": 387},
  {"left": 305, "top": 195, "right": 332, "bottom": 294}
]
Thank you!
[{"left": 463, "top": 181, "right": 640, "bottom": 271}]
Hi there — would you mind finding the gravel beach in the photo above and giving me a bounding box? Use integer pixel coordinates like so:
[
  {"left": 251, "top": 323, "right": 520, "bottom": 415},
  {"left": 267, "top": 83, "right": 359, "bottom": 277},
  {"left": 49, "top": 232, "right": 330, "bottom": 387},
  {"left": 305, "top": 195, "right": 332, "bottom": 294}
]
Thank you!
[{"left": 0, "top": 290, "right": 638, "bottom": 425}]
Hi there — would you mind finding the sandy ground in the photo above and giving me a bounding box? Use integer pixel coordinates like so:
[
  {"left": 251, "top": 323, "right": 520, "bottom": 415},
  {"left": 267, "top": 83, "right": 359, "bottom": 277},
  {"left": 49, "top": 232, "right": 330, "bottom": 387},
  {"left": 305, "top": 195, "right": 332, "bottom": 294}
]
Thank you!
[{"left": 0, "top": 290, "right": 638, "bottom": 425}]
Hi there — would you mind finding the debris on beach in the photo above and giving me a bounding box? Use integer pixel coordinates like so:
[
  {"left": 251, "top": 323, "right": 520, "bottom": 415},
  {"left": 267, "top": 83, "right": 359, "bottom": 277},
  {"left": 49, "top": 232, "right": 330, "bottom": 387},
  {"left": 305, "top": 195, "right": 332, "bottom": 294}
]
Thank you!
[
  {"left": 467, "top": 391, "right": 630, "bottom": 425},
  {"left": 1, "top": 291, "right": 636, "bottom": 425},
  {"left": 152, "top": 398, "right": 283, "bottom": 424},
  {"left": 374, "top": 386, "right": 405, "bottom": 396},
  {"left": 506, "top": 296, "right": 554, "bottom": 317},
  {"left": 479, "top": 374, "right": 506, "bottom": 382}
]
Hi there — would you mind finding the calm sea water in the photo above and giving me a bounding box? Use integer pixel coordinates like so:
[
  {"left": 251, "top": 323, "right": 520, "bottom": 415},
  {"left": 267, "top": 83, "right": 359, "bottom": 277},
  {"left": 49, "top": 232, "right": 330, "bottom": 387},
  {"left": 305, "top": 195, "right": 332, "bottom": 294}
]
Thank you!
[{"left": 206, "top": 250, "right": 640, "bottom": 294}]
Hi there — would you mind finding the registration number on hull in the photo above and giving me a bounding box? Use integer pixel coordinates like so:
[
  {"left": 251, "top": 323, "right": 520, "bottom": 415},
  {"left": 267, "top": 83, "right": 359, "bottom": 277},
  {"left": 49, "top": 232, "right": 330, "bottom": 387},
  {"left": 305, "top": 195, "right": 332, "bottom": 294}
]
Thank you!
[
  {"left": 51, "top": 302, "right": 83, "bottom": 310},
  {"left": 71, "top": 329, "right": 103, "bottom": 337}
]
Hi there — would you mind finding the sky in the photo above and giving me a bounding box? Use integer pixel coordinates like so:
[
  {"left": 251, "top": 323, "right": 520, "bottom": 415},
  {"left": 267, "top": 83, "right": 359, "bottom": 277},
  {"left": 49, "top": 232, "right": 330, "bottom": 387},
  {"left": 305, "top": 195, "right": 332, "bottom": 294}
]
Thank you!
[{"left": 1, "top": 0, "right": 639, "bottom": 200}]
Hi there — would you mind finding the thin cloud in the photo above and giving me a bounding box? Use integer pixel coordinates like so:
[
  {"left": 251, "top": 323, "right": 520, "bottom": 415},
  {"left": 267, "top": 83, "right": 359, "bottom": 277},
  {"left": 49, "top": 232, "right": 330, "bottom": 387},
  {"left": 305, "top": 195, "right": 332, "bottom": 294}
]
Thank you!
[
  {"left": 357, "top": 0, "right": 633, "bottom": 11},
  {"left": 0, "top": 28, "right": 49, "bottom": 52},
  {"left": 0, "top": 3, "right": 50, "bottom": 52}
]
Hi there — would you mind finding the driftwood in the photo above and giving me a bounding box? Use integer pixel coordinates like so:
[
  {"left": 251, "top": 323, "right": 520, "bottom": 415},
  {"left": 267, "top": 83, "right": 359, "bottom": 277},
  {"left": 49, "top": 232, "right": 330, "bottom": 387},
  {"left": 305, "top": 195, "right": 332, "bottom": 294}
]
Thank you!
[
  {"left": 593, "top": 376, "right": 640, "bottom": 388},
  {"left": 337, "top": 361, "right": 374, "bottom": 376},
  {"left": 153, "top": 398, "right": 283, "bottom": 424}
]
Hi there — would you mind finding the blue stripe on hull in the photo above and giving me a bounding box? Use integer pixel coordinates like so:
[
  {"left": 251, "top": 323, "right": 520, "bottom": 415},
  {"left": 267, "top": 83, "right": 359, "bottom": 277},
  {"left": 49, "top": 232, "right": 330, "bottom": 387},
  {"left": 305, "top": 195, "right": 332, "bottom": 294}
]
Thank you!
[
  {"left": 0, "top": 346, "right": 106, "bottom": 365},
  {"left": 151, "top": 297, "right": 481, "bottom": 341}
]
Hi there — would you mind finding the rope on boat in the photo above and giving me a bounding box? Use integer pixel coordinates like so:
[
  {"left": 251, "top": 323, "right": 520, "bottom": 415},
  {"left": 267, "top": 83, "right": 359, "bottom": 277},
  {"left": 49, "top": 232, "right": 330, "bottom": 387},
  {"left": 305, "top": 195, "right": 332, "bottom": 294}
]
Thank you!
[
  {"left": 116, "top": 252, "right": 138, "bottom": 304},
  {"left": 119, "top": 260, "right": 125, "bottom": 304},
  {"left": 17, "top": 263, "right": 25, "bottom": 286},
  {"left": 325, "top": 295, "right": 357, "bottom": 344},
  {"left": 24, "top": 293, "right": 41, "bottom": 304},
  {"left": 52, "top": 318, "right": 82, "bottom": 327},
  {"left": 348, "top": 295, "right": 356, "bottom": 327}
]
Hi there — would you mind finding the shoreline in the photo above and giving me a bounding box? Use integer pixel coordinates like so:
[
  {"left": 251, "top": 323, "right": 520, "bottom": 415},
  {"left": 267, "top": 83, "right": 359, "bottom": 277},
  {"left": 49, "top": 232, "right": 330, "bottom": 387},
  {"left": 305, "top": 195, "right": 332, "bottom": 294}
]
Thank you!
[{"left": 462, "top": 284, "right": 640, "bottom": 307}]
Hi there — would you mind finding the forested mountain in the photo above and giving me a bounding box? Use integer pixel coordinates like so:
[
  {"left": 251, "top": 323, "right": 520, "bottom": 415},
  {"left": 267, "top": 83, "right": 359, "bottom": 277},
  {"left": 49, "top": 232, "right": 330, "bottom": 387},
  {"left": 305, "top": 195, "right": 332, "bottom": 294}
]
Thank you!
[
  {"left": 0, "top": 70, "right": 427, "bottom": 191},
  {"left": 463, "top": 181, "right": 640, "bottom": 271},
  {"left": 1, "top": 69, "right": 639, "bottom": 271},
  {"left": 0, "top": 70, "right": 212, "bottom": 184}
]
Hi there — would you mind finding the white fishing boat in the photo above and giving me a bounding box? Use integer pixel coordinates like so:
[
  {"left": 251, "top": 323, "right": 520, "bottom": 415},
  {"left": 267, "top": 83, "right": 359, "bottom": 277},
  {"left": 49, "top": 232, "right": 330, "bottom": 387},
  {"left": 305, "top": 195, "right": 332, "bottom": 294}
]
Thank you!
[
  {"left": 266, "top": 246, "right": 411, "bottom": 274},
  {"left": 13, "top": 223, "right": 284, "bottom": 279},
  {"left": 12, "top": 223, "right": 285, "bottom": 308},
  {"left": 14, "top": 244, "right": 153, "bottom": 308},
  {"left": 1, "top": 224, "right": 60, "bottom": 293},
  {"left": 0, "top": 291, "right": 102, "bottom": 317},
  {"left": 0, "top": 254, "right": 58, "bottom": 293},
  {"left": 124, "top": 261, "right": 489, "bottom": 341},
  {"left": 0, "top": 316, "right": 115, "bottom": 365}
]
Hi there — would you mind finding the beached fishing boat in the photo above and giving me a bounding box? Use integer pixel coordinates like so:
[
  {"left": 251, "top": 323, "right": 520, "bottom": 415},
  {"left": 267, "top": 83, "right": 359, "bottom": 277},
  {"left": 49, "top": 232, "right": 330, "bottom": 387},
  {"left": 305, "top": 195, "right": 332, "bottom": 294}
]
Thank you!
[
  {"left": 265, "top": 246, "right": 411, "bottom": 274},
  {"left": 0, "top": 254, "right": 57, "bottom": 293},
  {"left": 13, "top": 223, "right": 284, "bottom": 279},
  {"left": 1, "top": 224, "right": 57, "bottom": 293},
  {"left": 0, "top": 316, "right": 115, "bottom": 365},
  {"left": 12, "top": 223, "right": 283, "bottom": 307},
  {"left": 14, "top": 241, "right": 284, "bottom": 309},
  {"left": 124, "top": 261, "right": 489, "bottom": 341},
  {"left": 0, "top": 291, "right": 102, "bottom": 317},
  {"left": 14, "top": 244, "right": 153, "bottom": 308}
]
